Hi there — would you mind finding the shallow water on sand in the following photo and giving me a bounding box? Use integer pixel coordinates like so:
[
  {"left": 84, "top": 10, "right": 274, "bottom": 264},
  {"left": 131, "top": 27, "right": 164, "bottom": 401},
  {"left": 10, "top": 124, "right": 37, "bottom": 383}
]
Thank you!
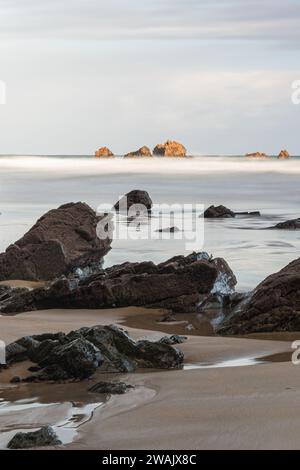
[{"left": 1, "top": 155, "right": 300, "bottom": 290}]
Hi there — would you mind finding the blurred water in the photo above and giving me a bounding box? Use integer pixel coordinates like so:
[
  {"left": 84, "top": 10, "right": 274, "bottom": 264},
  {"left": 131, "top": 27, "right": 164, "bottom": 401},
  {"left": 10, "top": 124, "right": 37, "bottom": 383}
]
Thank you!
[{"left": 1, "top": 155, "right": 300, "bottom": 290}]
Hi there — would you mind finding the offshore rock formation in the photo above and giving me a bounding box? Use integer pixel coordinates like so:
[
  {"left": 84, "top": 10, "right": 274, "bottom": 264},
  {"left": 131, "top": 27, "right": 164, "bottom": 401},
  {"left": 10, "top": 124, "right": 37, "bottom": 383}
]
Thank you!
[
  {"left": 153, "top": 140, "right": 187, "bottom": 157},
  {"left": 245, "top": 152, "right": 268, "bottom": 158},
  {"left": 95, "top": 147, "right": 114, "bottom": 157},
  {"left": 204, "top": 205, "right": 235, "bottom": 218},
  {"left": 0, "top": 252, "right": 236, "bottom": 314},
  {"left": 0, "top": 202, "right": 112, "bottom": 281},
  {"left": 114, "top": 189, "right": 153, "bottom": 213},
  {"left": 278, "top": 150, "right": 290, "bottom": 159},
  {"left": 124, "top": 146, "right": 152, "bottom": 158},
  {"left": 269, "top": 218, "right": 300, "bottom": 230},
  {"left": 217, "top": 257, "right": 300, "bottom": 334},
  {"left": 6, "top": 325, "right": 184, "bottom": 380}
]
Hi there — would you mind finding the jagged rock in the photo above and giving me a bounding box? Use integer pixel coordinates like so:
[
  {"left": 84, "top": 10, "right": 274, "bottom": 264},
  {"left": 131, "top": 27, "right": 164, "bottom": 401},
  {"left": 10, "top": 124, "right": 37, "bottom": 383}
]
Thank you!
[
  {"left": 159, "top": 335, "right": 187, "bottom": 345},
  {"left": 245, "top": 152, "right": 268, "bottom": 158},
  {"left": 0, "top": 202, "right": 112, "bottom": 282},
  {"left": 88, "top": 381, "right": 134, "bottom": 394},
  {"left": 204, "top": 205, "right": 235, "bottom": 218},
  {"left": 114, "top": 189, "right": 152, "bottom": 213},
  {"left": 5, "top": 325, "right": 184, "bottom": 381},
  {"left": 278, "top": 150, "right": 290, "bottom": 159},
  {"left": 95, "top": 147, "right": 114, "bottom": 157},
  {"left": 0, "top": 252, "right": 236, "bottom": 315},
  {"left": 217, "top": 257, "right": 300, "bottom": 334},
  {"left": 7, "top": 426, "right": 61, "bottom": 449},
  {"left": 124, "top": 146, "right": 152, "bottom": 158},
  {"left": 269, "top": 218, "right": 300, "bottom": 230},
  {"left": 153, "top": 140, "right": 187, "bottom": 157}
]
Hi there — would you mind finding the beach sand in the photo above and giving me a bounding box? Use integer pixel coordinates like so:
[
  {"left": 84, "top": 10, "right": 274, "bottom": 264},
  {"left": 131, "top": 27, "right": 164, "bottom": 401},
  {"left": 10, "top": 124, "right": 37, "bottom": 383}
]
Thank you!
[{"left": 1, "top": 307, "right": 300, "bottom": 450}]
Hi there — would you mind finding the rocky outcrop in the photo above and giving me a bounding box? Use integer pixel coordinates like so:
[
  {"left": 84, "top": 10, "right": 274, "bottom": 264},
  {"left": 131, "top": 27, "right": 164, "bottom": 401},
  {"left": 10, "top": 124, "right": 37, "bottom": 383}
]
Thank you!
[
  {"left": 95, "top": 147, "right": 114, "bottom": 157},
  {"left": 0, "top": 203, "right": 112, "bottom": 281},
  {"left": 114, "top": 189, "right": 152, "bottom": 213},
  {"left": 217, "top": 257, "right": 300, "bottom": 334},
  {"left": 245, "top": 152, "right": 268, "bottom": 158},
  {"left": 88, "top": 381, "right": 133, "bottom": 394},
  {"left": 204, "top": 205, "right": 235, "bottom": 218},
  {"left": 0, "top": 252, "right": 236, "bottom": 315},
  {"left": 6, "top": 325, "right": 184, "bottom": 380},
  {"left": 269, "top": 218, "right": 300, "bottom": 230},
  {"left": 153, "top": 140, "right": 187, "bottom": 157},
  {"left": 8, "top": 426, "right": 61, "bottom": 449},
  {"left": 278, "top": 150, "right": 290, "bottom": 159},
  {"left": 159, "top": 335, "right": 187, "bottom": 345},
  {"left": 124, "top": 146, "right": 152, "bottom": 158}
]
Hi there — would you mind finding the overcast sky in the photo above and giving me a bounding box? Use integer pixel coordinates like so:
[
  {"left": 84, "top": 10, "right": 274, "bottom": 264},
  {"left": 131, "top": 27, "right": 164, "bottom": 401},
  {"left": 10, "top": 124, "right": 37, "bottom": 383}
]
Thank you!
[{"left": 0, "top": 0, "right": 299, "bottom": 154}]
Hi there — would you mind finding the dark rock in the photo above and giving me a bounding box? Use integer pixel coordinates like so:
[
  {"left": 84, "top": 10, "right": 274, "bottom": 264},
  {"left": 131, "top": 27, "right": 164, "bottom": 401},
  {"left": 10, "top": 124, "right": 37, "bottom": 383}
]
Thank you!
[
  {"left": 7, "top": 426, "right": 61, "bottom": 449},
  {"left": 114, "top": 189, "right": 152, "bottom": 213},
  {"left": 156, "top": 227, "right": 179, "bottom": 233},
  {"left": 204, "top": 205, "right": 235, "bottom": 218},
  {"left": 217, "top": 257, "right": 300, "bottom": 334},
  {"left": 159, "top": 335, "right": 187, "bottom": 345},
  {"left": 0, "top": 202, "right": 112, "bottom": 281},
  {"left": 269, "top": 218, "right": 300, "bottom": 230},
  {"left": 153, "top": 140, "right": 187, "bottom": 157},
  {"left": 124, "top": 146, "right": 152, "bottom": 158},
  {"left": 10, "top": 376, "right": 21, "bottom": 383},
  {"left": 134, "top": 340, "right": 184, "bottom": 369},
  {"left": 28, "top": 366, "right": 41, "bottom": 372},
  {"left": 88, "top": 381, "right": 133, "bottom": 394}
]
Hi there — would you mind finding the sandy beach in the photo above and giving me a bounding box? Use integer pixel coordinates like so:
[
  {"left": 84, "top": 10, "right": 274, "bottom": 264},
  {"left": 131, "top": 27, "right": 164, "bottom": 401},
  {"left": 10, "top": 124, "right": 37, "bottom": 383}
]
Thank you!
[{"left": 1, "top": 306, "right": 299, "bottom": 450}]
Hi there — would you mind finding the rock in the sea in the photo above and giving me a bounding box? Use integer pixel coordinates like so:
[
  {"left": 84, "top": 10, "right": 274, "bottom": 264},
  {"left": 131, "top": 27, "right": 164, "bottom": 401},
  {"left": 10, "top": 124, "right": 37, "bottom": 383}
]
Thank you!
[
  {"left": 8, "top": 426, "right": 62, "bottom": 449},
  {"left": 88, "top": 381, "right": 133, "bottom": 394},
  {"left": 245, "top": 152, "right": 268, "bottom": 158},
  {"left": 124, "top": 146, "right": 152, "bottom": 158},
  {"left": 0, "top": 252, "right": 236, "bottom": 315},
  {"left": 269, "top": 218, "right": 300, "bottom": 230},
  {"left": 95, "top": 147, "right": 114, "bottom": 157},
  {"left": 6, "top": 325, "right": 184, "bottom": 380},
  {"left": 153, "top": 140, "right": 187, "bottom": 157},
  {"left": 217, "top": 257, "right": 300, "bottom": 334},
  {"left": 0, "top": 202, "right": 112, "bottom": 281},
  {"left": 204, "top": 205, "right": 235, "bottom": 218},
  {"left": 278, "top": 150, "right": 290, "bottom": 159},
  {"left": 114, "top": 189, "right": 152, "bottom": 213}
]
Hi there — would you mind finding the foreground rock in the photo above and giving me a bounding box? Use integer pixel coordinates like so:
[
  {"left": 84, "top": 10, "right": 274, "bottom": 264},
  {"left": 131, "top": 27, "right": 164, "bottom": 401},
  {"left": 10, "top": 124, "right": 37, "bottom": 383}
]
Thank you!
[
  {"left": 89, "top": 381, "right": 134, "bottom": 394},
  {"left": 0, "top": 252, "right": 236, "bottom": 315},
  {"left": 8, "top": 426, "right": 61, "bottom": 449},
  {"left": 95, "top": 147, "right": 114, "bottom": 157},
  {"left": 153, "top": 140, "right": 187, "bottom": 157},
  {"left": 218, "top": 257, "right": 300, "bottom": 334},
  {"left": 204, "top": 205, "right": 235, "bottom": 218},
  {"left": 245, "top": 152, "right": 268, "bottom": 158},
  {"left": 6, "top": 325, "right": 184, "bottom": 380},
  {"left": 278, "top": 150, "right": 290, "bottom": 159},
  {"left": 0, "top": 203, "right": 111, "bottom": 282},
  {"left": 114, "top": 189, "right": 152, "bottom": 213},
  {"left": 124, "top": 146, "right": 152, "bottom": 158},
  {"left": 269, "top": 218, "right": 300, "bottom": 230}
]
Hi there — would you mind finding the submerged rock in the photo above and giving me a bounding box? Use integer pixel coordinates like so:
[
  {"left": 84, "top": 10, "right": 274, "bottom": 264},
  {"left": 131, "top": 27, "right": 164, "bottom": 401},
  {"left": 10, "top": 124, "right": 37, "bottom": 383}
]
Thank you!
[
  {"left": 8, "top": 426, "right": 61, "bottom": 449},
  {"left": 153, "top": 140, "right": 187, "bottom": 157},
  {"left": 95, "top": 147, "right": 114, "bottom": 157},
  {"left": 269, "top": 218, "right": 300, "bottom": 230},
  {"left": 0, "top": 202, "right": 112, "bottom": 281},
  {"left": 0, "top": 252, "right": 236, "bottom": 315},
  {"left": 124, "top": 146, "right": 152, "bottom": 158},
  {"left": 89, "top": 381, "right": 133, "bottom": 394},
  {"left": 114, "top": 189, "right": 152, "bottom": 213},
  {"left": 217, "top": 257, "right": 300, "bottom": 334},
  {"left": 278, "top": 150, "right": 290, "bottom": 159},
  {"left": 6, "top": 325, "right": 184, "bottom": 380},
  {"left": 204, "top": 205, "right": 235, "bottom": 218}
]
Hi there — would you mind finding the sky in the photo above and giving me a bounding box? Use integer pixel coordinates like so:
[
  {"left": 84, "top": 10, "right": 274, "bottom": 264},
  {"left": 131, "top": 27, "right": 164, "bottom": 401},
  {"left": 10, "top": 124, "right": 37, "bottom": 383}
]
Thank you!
[{"left": 0, "top": 0, "right": 300, "bottom": 155}]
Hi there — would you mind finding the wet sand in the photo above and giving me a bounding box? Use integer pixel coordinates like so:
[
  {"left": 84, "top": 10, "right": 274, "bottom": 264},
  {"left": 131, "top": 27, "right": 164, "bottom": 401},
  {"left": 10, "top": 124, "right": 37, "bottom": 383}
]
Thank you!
[{"left": 1, "top": 307, "right": 300, "bottom": 450}]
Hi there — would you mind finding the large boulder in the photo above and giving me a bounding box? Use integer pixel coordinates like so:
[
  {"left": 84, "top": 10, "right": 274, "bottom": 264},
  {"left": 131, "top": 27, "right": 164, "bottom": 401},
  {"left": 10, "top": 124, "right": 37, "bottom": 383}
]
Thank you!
[
  {"left": 8, "top": 426, "right": 61, "bottom": 449},
  {"left": 6, "top": 324, "right": 184, "bottom": 381},
  {"left": 124, "top": 146, "right": 152, "bottom": 158},
  {"left": 0, "top": 252, "right": 236, "bottom": 315},
  {"left": 204, "top": 205, "right": 235, "bottom": 218},
  {"left": 218, "top": 257, "right": 300, "bottom": 334},
  {"left": 269, "top": 218, "right": 300, "bottom": 230},
  {"left": 95, "top": 147, "right": 114, "bottom": 157},
  {"left": 0, "top": 202, "right": 112, "bottom": 281},
  {"left": 153, "top": 140, "right": 187, "bottom": 157},
  {"left": 278, "top": 150, "right": 290, "bottom": 159},
  {"left": 114, "top": 189, "right": 152, "bottom": 213}
]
